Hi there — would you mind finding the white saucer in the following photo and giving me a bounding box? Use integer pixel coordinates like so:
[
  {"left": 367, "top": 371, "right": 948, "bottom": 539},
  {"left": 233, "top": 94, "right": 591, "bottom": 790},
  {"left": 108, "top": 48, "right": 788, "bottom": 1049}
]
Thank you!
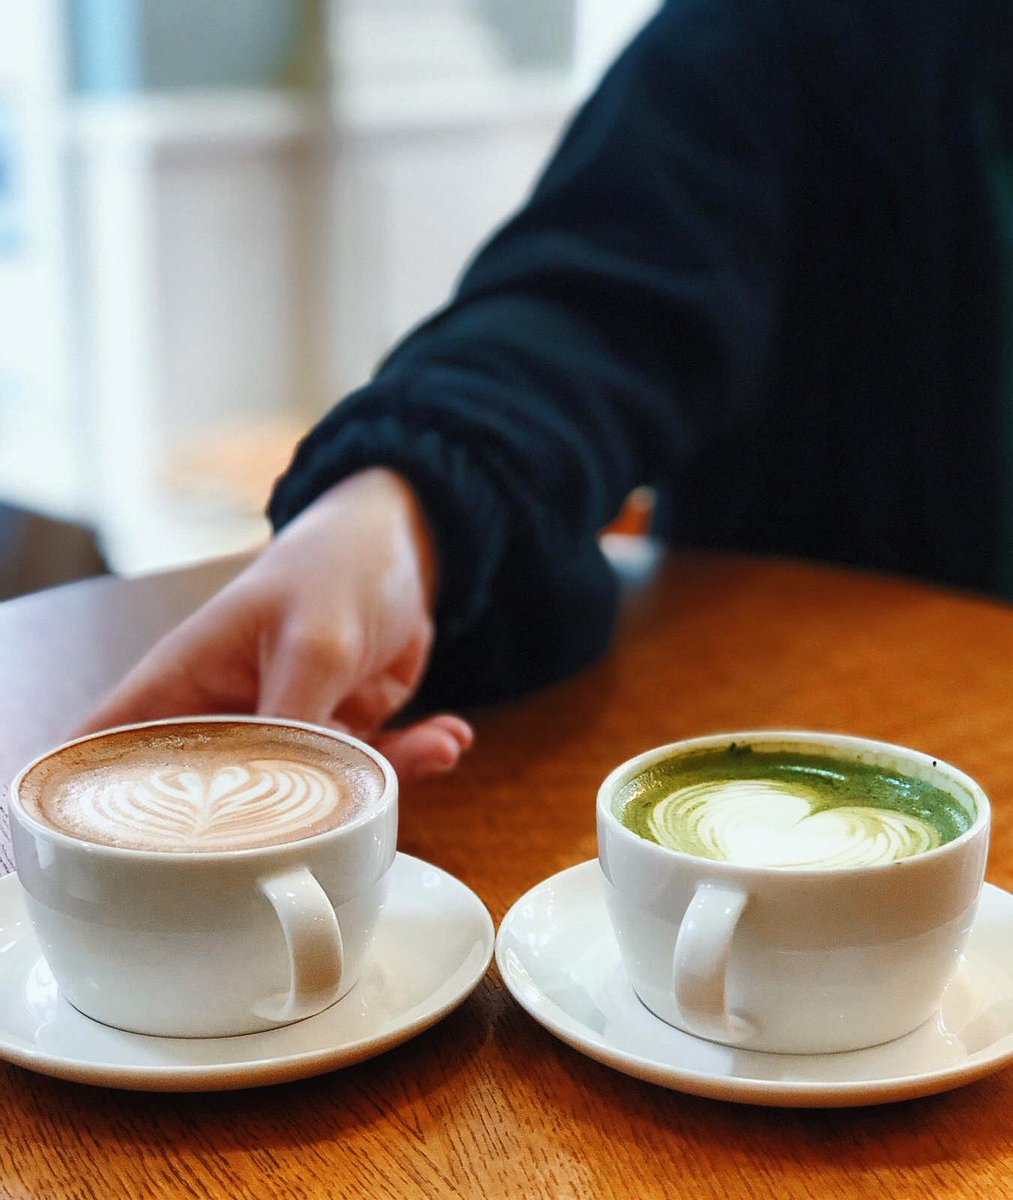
[
  {"left": 0, "top": 853, "right": 493, "bottom": 1092},
  {"left": 496, "top": 861, "right": 1013, "bottom": 1107}
]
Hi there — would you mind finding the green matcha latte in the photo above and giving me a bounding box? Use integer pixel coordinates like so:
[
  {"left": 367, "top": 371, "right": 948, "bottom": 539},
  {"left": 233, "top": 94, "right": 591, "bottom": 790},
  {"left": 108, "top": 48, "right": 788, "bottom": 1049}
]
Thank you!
[{"left": 615, "top": 744, "right": 973, "bottom": 869}]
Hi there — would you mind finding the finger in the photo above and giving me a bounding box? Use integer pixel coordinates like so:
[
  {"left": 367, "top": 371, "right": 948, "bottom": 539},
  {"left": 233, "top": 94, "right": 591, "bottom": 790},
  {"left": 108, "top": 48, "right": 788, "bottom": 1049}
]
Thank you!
[
  {"left": 332, "top": 674, "right": 416, "bottom": 736},
  {"left": 330, "top": 630, "right": 434, "bottom": 735},
  {"left": 373, "top": 715, "right": 473, "bottom": 783},
  {"left": 257, "top": 625, "right": 361, "bottom": 725},
  {"left": 424, "top": 713, "right": 474, "bottom": 750}
]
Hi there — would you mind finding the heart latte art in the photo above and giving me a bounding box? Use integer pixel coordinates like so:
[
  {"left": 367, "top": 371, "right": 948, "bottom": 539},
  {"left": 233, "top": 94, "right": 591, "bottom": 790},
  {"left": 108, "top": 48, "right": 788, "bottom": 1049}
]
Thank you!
[
  {"left": 19, "top": 722, "right": 385, "bottom": 852},
  {"left": 617, "top": 747, "right": 973, "bottom": 868},
  {"left": 70, "top": 761, "right": 344, "bottom": 851},
  {"left": 641, "top": 779, "right": 940, "bottom": 867}
]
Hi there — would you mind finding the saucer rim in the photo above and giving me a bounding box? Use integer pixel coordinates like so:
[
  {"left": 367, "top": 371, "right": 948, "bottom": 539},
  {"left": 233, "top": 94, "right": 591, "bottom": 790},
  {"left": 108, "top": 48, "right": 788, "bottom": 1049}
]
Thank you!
[
  {"left": 0, "top": 853, "right": 494, "bottom": 1092},
  {"left": 495, "top": 860, "right": 1013, "bottom": 1107}
]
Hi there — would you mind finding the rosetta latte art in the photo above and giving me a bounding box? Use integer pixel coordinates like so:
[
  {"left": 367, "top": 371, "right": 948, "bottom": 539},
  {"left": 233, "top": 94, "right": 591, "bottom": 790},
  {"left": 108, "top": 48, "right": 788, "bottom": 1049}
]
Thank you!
[
  {"left": 71, "top": 760, "right": 345, "bottom": 850},
  {"left": 646, "top": 780, "right": 941, "bottom": 868}
]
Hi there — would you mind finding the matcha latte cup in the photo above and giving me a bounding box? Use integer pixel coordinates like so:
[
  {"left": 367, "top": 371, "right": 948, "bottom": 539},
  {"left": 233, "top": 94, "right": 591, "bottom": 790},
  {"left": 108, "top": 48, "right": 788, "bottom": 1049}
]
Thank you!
[{"left": 597, "top": 731, "right": 990, "bottom": 1054}]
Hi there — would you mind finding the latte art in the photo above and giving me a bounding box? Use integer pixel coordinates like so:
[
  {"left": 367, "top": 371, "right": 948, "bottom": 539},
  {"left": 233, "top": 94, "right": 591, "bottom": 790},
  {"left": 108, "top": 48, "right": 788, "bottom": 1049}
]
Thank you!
[
  {"left": 644, "top": 779, "right": 940, "bottom": 867},
  {"left": 18, "top": 720, "right": 386, "bottom": 852},
  {"left": 73, "top": 760, "right": 344, "bottom": 851},
  {"left": 617, "top": 746, "right": 973, "bottom": 868}
]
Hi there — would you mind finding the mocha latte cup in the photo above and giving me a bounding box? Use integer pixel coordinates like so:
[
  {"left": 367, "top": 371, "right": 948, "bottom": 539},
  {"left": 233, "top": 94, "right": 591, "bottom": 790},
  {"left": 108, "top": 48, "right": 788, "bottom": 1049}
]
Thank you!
[
  {"left": 597, "top": 731, "right": 990, "bottom": 1054},
  {"left": 9, "top": 717, "right": 398, "bottom": 1038}
]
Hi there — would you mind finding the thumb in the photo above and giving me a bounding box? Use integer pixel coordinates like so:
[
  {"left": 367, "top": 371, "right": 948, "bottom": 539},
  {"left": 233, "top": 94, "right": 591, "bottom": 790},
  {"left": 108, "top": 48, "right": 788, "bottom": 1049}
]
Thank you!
[{"left": 373, "top": 715, "right": 474, "bottom": 783}]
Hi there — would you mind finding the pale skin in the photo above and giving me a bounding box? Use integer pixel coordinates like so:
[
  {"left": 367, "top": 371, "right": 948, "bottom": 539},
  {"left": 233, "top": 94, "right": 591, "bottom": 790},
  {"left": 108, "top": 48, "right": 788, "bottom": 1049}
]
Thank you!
[{"left": 81, "top": 469, "right": 473, "bottom": 783}]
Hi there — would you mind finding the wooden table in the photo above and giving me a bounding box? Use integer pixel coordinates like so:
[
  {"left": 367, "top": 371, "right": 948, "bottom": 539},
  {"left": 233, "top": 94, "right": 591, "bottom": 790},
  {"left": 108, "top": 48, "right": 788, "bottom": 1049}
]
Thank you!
[{"left": 0, "top": 548, "right": 1010, "bottom": 1199}]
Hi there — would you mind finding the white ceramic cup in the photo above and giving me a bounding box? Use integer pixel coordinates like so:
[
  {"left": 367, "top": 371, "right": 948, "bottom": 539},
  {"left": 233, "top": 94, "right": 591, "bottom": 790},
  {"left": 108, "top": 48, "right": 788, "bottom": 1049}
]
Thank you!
[
  {"left": 8, "top": 716, "right": 398, "bottom": 1038},
  {"left": 597, "top": 731, "right": 990, "bottom": 1054}
]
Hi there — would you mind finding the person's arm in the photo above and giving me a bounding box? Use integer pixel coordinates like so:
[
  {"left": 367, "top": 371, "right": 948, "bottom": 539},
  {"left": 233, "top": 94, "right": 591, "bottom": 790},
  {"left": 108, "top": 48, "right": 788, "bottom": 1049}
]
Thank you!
[
  {"left": 85, "top": 1, "right": 797, "bottom": 766},
  {"left": 271, "top": 0, "right": 797, "bottom": 708}
]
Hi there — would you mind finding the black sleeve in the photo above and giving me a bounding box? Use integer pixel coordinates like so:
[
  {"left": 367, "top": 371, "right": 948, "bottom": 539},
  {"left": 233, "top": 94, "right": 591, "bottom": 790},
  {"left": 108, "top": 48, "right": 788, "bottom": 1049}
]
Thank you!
[{"left": 269, "top": 0, "right": 797, "bottom": 708}]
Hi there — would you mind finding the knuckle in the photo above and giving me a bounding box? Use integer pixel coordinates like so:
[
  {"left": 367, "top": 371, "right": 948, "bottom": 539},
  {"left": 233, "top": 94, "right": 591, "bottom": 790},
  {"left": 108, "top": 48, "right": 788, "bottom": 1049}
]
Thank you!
[{"left": 282, "top": 622, "right": 361, "bottom": 672}]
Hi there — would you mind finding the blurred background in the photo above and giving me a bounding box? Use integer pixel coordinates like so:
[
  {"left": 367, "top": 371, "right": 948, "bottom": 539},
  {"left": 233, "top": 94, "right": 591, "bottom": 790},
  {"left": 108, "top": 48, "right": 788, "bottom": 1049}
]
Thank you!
[{"left": 0, "top": 0, "right": 657, "bottom": 599}]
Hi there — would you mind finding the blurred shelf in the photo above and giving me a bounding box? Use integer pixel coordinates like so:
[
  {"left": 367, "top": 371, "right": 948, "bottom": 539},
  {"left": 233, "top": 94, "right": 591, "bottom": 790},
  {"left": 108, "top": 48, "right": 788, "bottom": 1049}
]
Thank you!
[
  {"left": 161, "top": 416, "right": 306, "bottom": 516},
  {"left": 62, "top": 73, "right": 579, "bottom": 149},
  {"left": 106, "top": 505, "right": 270, "bottom": 577},
  {"left": 337, "top": 70, "right": 580, "bottom": 136},
  {"left": 64, "top": 89, "right": 321, "bottom": 148}
]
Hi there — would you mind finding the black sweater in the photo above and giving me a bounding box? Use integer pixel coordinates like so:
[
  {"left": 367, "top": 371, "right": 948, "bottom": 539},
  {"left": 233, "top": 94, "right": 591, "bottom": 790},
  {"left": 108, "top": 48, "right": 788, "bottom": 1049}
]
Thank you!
[{"left": 270, "top": 0, "right": 1006, "bottom": 708}]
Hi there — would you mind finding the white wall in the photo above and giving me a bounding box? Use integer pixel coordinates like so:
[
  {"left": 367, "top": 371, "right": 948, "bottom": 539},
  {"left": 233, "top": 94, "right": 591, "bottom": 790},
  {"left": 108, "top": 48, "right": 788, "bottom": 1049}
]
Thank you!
[
  {"left": 0, "top": 0, "right": 77, "bottom": 518},
  {"left": 329, "top": 92, "right": 573, "bottom": 397},
  {"left": 2, "top": 0, "right": 659, "bottom": 574}
]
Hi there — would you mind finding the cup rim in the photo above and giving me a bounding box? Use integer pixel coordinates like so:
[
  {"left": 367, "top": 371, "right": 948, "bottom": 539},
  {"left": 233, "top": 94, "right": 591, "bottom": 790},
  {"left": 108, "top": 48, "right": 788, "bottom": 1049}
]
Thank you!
[
  {"left": 597, "top": 729, "right": 990, "bottom": 876},
  {"left": 8, "top": 714, "right": 398, "bottom": 863}
]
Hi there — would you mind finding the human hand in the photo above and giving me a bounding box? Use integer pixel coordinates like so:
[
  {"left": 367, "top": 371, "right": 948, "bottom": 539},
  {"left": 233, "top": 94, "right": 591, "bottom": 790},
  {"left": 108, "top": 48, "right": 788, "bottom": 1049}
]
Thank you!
[{"left": 81, "top": 469, "right": 472, "bottom": 782}]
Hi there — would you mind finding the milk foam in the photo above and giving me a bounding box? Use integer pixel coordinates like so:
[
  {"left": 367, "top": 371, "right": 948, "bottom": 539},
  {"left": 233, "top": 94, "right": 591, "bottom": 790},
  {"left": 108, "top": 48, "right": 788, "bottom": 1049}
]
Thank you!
[
  {"left": 20, "top": 723, "right": 385, "bottom": 852},
  {"left": 645, "top": 779, "right": 941, "bottom": 867}
]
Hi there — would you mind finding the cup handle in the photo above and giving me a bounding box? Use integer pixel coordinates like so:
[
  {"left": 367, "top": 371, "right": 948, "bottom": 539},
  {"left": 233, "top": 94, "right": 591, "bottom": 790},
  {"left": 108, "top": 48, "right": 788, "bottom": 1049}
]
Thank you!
[
  {"left": 257, "top": 866, "right": 344, "bottom": 1023},
  {"left": 673, "top": 881, "right": 755, "bottom": 1044}
]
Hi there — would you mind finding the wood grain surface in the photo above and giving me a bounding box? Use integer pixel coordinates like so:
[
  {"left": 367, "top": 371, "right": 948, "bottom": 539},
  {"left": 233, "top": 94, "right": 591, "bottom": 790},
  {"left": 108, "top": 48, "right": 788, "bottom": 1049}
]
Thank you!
[{"left": 0, "top": 548, "right": 1010, "bottom": 1199}]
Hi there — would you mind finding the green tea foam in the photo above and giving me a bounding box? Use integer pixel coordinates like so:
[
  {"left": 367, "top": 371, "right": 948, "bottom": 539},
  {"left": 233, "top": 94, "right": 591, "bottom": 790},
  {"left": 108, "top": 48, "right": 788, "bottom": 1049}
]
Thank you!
[{"left": 616, "top": 747, "right": 972, "bottom": 868}]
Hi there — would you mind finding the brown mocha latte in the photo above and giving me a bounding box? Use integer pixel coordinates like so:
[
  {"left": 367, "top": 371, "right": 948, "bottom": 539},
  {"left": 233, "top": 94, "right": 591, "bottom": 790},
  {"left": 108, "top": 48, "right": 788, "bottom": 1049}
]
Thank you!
[{"left": 18, "top": 721, "right": 386, "bottom": 852}]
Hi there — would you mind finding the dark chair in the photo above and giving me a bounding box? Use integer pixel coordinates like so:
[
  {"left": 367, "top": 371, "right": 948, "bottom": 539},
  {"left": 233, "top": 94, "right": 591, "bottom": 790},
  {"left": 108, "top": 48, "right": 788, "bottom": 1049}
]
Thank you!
[{"left": 0, "top": 502, "right": 108, "bottom": 601}]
